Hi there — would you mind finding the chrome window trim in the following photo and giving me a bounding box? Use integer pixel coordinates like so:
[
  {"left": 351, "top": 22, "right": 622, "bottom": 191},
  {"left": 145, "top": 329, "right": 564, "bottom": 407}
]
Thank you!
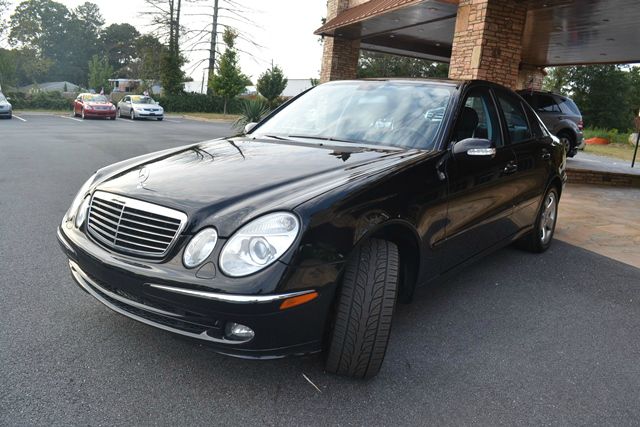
[
  {"left": 87, "top": 190, "right": 187, "bottom": 258},
  {"left": 148, "top": 283, "right": 316, "bottom": 304}
]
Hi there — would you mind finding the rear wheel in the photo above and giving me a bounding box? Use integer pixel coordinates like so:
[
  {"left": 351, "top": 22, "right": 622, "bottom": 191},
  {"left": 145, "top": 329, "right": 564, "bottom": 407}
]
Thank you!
[
  {"left": 325, "top": 238, "right": 399, "bottom": 379},
  {"left": 517, "top": 187, "right": 559, "bottom": 253},
  {"left": 558, "top": 131, "right": 575, "bottom": 157}
]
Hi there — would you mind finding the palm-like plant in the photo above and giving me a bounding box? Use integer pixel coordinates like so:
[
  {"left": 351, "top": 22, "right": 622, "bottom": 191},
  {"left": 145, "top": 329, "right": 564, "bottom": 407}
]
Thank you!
[{"left": 234, "top": 98, "right": 270, "bottom": 131}]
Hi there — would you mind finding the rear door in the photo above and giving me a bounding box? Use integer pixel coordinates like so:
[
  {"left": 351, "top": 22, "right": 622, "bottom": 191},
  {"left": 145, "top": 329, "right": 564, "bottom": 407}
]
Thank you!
[
  {"left": 493, "top": 89, "right": 551, "bottom": 231},
  {"left": 442, "top": 86, "right": 519, "bottom": 271}
]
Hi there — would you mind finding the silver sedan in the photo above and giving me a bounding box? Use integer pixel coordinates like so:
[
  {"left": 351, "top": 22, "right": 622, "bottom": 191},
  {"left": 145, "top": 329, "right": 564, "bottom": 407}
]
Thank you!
[{"left": 117, "top": 95, "right": 164, "bottom": 121}]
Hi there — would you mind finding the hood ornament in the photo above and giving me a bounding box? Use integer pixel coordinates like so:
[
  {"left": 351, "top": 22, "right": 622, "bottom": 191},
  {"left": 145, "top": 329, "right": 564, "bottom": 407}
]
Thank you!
[{"left": 138, "top": 167, "right": 150, "bottom": 188}]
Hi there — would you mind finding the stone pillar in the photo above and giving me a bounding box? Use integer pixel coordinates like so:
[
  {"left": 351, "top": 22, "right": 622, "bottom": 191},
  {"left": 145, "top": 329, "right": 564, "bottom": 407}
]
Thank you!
[
  {"left": 319, "top": 0, "right": 361, "bottom": 83},
  {"left": 517, "top": 65, "right": 546, "bottom": 91},
  {"left": 448, "top": 0, "right": 527, "bottom": 89}
]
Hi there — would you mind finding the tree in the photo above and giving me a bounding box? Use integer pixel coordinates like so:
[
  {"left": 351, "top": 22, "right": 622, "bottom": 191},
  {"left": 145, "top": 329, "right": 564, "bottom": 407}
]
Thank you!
[
  {"left": 542, "top": 66, "right": 572, "bottom": 94},
  {"left": 0, "top": 48, "right": 18, "bottom": 89},
  {"left": 144, "top": 0, "right": 185, "bottom": 95},
  {"left": 358, "top": 51, "right": 449, "bottom": 78},
  {"left": 570, "top": 65, "right": 632, "bottom": 130},
  {"left": 209, "top": 28, "right": 250, "bottom": 114},
  {"left": 88, "top": 55, "right": 113, "bottom": 93},
  {"left": 101, "top": 23, "right": 141, "bottom": 75},
  {"left": 0, "top": 0, "right": 10, "bottom": 40},
  {"left": 627, "top": 67, "right": 640, "bottom": 117},
  {"left": 257, "top": 63, "right": 287, "bottom": 108}
]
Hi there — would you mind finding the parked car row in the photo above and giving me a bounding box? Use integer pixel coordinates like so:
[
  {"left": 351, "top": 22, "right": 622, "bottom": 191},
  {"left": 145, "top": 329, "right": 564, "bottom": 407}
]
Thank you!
[{"left": 72, "top": 93, "right": 164, "bottom": 121}]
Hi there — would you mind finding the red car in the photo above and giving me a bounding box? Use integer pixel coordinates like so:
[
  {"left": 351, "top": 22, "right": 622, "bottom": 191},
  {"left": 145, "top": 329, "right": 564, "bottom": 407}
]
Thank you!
[{"left": 73, "top": 93, "right": 117, "bottom": 120}]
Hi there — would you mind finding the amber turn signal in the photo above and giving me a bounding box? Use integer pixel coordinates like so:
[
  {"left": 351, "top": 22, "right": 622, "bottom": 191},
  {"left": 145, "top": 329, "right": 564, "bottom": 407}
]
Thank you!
[{"left": 279, "top": 291, "right": 318, "bottom": 310}]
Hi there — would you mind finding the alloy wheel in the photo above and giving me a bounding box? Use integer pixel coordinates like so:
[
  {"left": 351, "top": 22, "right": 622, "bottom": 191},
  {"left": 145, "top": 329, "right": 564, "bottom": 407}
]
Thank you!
[{"left": 539, "top": 192, "right": 557, "bottom": 245}]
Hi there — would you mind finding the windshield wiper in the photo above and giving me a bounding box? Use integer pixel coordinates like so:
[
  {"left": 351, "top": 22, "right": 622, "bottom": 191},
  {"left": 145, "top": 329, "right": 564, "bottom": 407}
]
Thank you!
[{"left": 287, "top": 135, "right": 356, "bottom": 144}]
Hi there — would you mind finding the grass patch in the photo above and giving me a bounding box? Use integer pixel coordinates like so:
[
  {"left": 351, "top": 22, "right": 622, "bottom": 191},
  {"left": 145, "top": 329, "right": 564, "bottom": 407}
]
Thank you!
[
  {"left": 173, "top": 112, "right": 240, "bottom": 121},
  {"left": 585, "top": 142, "right": 638, "bottom": 162}
]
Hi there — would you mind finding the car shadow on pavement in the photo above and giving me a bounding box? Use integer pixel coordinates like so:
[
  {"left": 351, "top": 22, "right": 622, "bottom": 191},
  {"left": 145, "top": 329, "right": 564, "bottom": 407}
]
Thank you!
[{"left": 81, "top": 240, "right": 640, "bottom": 425}]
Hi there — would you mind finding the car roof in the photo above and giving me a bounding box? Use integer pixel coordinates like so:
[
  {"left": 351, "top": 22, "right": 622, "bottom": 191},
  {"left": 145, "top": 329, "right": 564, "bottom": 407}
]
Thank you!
[{"left": 323, "top": 78, "right": 520, "bottom": 92}]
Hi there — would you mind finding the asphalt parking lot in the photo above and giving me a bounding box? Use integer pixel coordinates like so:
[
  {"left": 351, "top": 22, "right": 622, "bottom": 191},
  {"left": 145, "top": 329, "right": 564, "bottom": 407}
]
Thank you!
[{"left": 2, "top": 114, "right": 640, "bottom": 426}]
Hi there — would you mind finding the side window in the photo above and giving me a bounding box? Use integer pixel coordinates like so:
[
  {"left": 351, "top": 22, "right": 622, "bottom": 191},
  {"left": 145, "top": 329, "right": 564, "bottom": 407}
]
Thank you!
[
  {"left": 453, "top": 88, "right": 503, "bottom": 147},
  {"left": 535, "top": 95, "right": 561, "bottom": 113},
  {"left": 496, "top": 92, "right": 532, "bottom": 144}
]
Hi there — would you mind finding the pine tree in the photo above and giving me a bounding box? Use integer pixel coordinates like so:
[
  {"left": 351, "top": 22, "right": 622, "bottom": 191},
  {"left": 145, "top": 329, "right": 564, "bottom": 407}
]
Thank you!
[{"left": 209, "top": 28, "right": 250, "bottom": 114}]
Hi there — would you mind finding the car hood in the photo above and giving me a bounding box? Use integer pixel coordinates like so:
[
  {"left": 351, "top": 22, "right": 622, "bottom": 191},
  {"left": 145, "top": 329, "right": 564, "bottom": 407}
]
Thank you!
[
  {"left": 0, "top": 101, "right": 10, "bottom": 107},
  {"left": 94, "top": 137, "right": 430, "bottom": 235},
  {"left": 132, "top": 103, "right": 161, "bottom": 107}
]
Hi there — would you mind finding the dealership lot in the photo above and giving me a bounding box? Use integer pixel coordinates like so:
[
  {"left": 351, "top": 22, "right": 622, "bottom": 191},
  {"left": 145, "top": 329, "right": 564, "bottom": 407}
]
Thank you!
[{"left": 1, "top": 114, "right": 640, "bottom": 425}]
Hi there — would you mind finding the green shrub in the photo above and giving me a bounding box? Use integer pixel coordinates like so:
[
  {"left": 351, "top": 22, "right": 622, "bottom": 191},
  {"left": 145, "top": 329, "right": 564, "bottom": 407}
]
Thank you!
[
  {"left": 156, "top": 93, "right": 243, "bottom": 114},
  {"left": 583, "top": 127, "right": 630, "bottom": 145},
  {"left": 233, "top": 98, "right": 270, "bottom": 130},
  {"left": 7, "top": 91, "right": 73, "bottom": 110}
]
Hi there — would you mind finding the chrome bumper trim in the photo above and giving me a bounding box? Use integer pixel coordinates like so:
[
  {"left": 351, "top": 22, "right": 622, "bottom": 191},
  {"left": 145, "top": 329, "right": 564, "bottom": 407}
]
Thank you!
[
  {"left": 68, "top": 260, "right": 246, "bottom": 344},
  {"left": 57, "top": 227, "right": 76, "bottom": 255},
  {"left": 148, "top": 283, "right": 315, "bottom": 304}
]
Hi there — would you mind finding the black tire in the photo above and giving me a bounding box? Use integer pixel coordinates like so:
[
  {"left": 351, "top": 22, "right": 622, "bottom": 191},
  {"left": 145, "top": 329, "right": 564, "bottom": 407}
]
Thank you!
[
  {"left": 117, "top": 108, "right": 121, "bottom": 118},
  {"left": 325, "top": 238, "right": 399, "bottom": 379},
  {"left": 157, "top": 117, "right": 163, "bottom": 121},
  {"left": 558, "top": 131, "right": 575, "bottom": 157},
  {"left": 81, "top": 109, "right": 86, "bottom": 120},
  {"left": 130, "top": 109, "right": 135, "bottom": 120},
  {"left": 516, "top": 187, "right": 559, "bottom": 253}
]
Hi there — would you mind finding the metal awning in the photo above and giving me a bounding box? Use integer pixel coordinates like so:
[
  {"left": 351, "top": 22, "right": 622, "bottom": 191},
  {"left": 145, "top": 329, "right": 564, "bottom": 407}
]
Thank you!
[{"left": 315, "top": 0, "right": 640, "bottom": 66}]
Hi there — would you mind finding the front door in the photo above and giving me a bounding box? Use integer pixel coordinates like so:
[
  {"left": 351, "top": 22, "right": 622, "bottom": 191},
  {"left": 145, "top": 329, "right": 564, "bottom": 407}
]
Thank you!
[
  {"left": 442, "top": 86, "right": 519, "bottom": 271},
  {"left": 494, "top": 89, "right": 553, "bottom": 232}
]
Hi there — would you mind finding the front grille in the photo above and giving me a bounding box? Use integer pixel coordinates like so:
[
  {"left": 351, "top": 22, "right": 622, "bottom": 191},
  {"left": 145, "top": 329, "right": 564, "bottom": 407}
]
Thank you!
[{"left": 87, "top": 190, "right": 187, "bottom": 258}]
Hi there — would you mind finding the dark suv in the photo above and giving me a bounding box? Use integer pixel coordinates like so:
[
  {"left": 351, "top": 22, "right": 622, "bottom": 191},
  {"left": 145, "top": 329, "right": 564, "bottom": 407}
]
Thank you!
[{"left": 518, "top": 90, "right": 584, "bottom": 157}]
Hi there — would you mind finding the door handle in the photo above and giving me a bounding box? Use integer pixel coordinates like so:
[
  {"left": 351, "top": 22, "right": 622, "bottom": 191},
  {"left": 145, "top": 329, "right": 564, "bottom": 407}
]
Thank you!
[{"left": 503, "top": 161, "right": 518, "bottom": 175}]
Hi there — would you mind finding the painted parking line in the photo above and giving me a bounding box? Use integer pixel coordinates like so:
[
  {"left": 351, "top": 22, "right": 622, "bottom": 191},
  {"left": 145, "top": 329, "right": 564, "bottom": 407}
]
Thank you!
[
  {"left": 12, "top": 115, "right": 27, "bottom": 122},
  {"left": 163, "top": 119, "right": 181, "bottom": 123},
  {"left": 117, "top": 118, "right": 135, "bottom": 124},
  {"left": 57, "top": 115, "right": 83, "bottom": 123}
]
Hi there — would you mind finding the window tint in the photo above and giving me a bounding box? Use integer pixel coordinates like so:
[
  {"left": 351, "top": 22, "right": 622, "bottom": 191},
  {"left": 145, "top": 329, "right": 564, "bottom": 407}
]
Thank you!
[
  {"left": 496, "top": 92, "right": 532, "bottom": 144},
  {"left": 535, "top": 95, "right": 561, "bottom": 113},
  {"left": 558, "top": 97, "right": 581, "bottom": 116},
  {"left": 453, "top": 88, "right": 503, "bottom": 146}
]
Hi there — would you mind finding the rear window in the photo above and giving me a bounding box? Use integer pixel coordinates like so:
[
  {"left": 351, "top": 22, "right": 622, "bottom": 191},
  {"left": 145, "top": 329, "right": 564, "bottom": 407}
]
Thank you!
[{"left": 557, "top": 97, "right": 581, "bottom": 116}]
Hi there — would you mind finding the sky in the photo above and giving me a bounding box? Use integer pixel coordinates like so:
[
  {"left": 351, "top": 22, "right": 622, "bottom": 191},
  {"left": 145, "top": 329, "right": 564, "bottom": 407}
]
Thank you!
[{"left": 3, "top": 0, "right": 327, "bottom": 82}]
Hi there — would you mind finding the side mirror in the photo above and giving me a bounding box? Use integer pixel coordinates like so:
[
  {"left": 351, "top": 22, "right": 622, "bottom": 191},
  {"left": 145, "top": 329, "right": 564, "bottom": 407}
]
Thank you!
[
  {"left": 244, "top": 122, "right": 257, "bottom": 134},
  {"left": 452, "top": 138, "right": 496, "bottom": 157}
]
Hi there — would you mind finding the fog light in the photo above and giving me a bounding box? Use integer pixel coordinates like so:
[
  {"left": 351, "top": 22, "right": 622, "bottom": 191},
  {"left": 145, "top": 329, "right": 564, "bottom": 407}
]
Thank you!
[{"left": 224, "top": 322, "right": 255, "bottom": 341}]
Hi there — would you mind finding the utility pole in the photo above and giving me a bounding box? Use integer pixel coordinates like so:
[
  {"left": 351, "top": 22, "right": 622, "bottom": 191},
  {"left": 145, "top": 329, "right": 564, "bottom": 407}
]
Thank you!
[{"left": 207, "top": 0, "right": 220, "bottom": 92}]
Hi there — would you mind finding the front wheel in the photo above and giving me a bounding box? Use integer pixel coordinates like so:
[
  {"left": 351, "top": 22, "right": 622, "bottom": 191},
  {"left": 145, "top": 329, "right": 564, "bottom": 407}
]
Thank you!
[
  {"left": 325, "top": 239, "right": 399, "bottom": 379},
  {"left": 517, "top": 187, "right": 559, "bottom": 253},
  {"left": 130, "top": 109, "right": 135, "bottom": 120},
  {"left": 157, "top": 117, "right": 163, "bottom": 121},
  {"left": 81, "top": 109, "right": 86, "bottom": 120}
]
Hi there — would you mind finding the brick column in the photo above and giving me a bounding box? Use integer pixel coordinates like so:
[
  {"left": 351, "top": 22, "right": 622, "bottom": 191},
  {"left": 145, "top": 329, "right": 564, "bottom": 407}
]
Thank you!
[
  {"left": 448, "top": 0, "right": 527, "bottom": 89},
  {"left": 517, "top": 65, "right": 546, "bottom": 90},
  {"left": 319, "top": 0, "right": 361, "bottom": 83}
]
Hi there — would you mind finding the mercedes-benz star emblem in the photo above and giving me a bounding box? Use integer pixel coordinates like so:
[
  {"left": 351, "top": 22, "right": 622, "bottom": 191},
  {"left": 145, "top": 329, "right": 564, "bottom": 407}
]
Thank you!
[{"left": 138, "top": 167, "right": 150, "bottom": 187}]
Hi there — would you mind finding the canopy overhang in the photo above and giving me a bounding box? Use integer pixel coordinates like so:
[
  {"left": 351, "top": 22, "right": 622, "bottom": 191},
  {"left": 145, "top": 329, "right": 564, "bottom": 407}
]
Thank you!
[{"left": 315, "top": 0, "right": 640, "bottom": 66}]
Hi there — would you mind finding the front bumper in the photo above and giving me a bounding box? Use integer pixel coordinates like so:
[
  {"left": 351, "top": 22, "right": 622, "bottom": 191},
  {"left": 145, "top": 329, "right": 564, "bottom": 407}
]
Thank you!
[
  {"left": 85, "top": 110, "right": 116, "bottom": 118},
  {"left": 134, "top": 111, "right": 163, "bottom": 119},
  {"left": 57, "top": 226, "right": 337, "bottom": 358},
  {"left": 0, "top": 109, "right": 11, "bottom": 117}
]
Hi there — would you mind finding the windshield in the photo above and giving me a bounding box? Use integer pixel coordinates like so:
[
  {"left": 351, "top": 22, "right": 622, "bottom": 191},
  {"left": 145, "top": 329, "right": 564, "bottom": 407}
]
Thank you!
[
  {"left": 131, "top": 96, "right": 155, "bottom": 104},
  {"left": 254, "top": 81, "right": 454, "bottom": 150},
  {"left": 85, "top": 95, "right": 109, "bottom": 103}
]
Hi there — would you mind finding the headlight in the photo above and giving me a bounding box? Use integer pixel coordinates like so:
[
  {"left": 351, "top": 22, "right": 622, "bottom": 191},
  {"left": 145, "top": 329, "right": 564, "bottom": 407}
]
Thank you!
[
  {"left": 110, "top": 105, "right": 116, "bottom": 110},
  {"left": 219, "top": 212, "right": 300, "bottom": 277},
  {"left": 183, "top": 228, "right": 218, "bottom": 268},
  {"left": 65, "top": 173, "right": 97, "bottom": 224}
]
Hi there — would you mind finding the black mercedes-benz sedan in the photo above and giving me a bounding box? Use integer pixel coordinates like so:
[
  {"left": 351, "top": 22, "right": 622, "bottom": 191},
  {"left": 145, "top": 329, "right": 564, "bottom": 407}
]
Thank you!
[{"left": 58, "top": 79, "right": 566, "bottom": 378}]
